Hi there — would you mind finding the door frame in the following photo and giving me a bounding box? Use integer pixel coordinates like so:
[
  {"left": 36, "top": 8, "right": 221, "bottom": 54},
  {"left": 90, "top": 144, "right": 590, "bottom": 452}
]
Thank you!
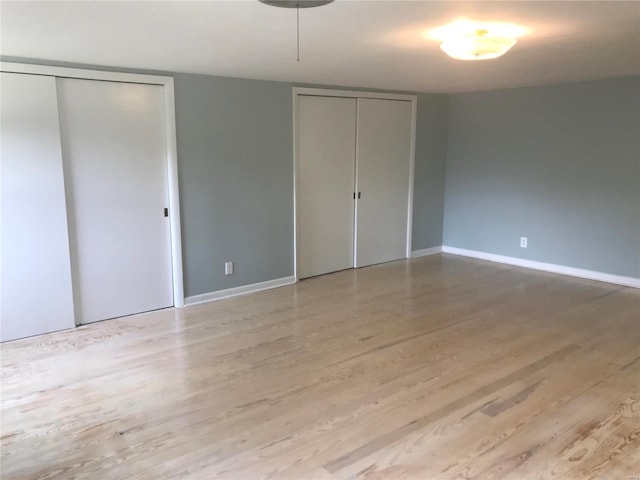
[
  {"left": 292, "top": 87, "right": 417, "bottom": 282},
  {"left": 0, "top": 62, "right": 185, "bottom": 308}
]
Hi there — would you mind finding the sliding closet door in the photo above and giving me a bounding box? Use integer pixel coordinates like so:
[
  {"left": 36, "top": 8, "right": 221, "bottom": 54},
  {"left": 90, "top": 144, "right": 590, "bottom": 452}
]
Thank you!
[
  {"left": 297, "top": 96, "right": 356, "bottom": 278},
  {"left": 57, "top": 78, "right": 173, "bottom": 324},
  {"left": 1, "top": 73, "right": 76, "bottom": 341},
  {"left": 355, "top": 98, "right": 412, "bottom": 267}
]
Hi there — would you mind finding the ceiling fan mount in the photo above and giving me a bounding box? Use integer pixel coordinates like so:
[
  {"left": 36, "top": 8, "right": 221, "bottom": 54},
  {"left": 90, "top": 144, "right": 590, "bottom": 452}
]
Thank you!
[{"left": 258, "top": 1, "right": 334, "bottom": 8}]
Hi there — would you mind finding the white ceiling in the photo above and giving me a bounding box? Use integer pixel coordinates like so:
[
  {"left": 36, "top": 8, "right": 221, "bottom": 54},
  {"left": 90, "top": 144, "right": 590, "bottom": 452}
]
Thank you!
[{"left": 1, "top": 1, "right": 639, "bottom": 93}]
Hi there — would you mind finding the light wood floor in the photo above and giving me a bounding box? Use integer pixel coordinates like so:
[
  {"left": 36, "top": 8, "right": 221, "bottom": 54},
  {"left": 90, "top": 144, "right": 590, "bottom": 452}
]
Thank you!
[{"left": 1, "top": 254, "right": 639, "bottom": 480}]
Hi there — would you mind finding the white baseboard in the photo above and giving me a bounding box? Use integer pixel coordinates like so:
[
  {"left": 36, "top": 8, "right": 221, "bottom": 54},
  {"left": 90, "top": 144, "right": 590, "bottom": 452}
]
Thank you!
[
  {"left": 186, "top": 249, "right": 638, "bottom": 306},
  {"left": 441, "top": 246, "right": 640, "bottom": 288},
  {"left": 185, "top": 276, "right": 296, "bottom": 306},
  {"left": 412, "top": 246, "right": 443, "bottom": 258}
]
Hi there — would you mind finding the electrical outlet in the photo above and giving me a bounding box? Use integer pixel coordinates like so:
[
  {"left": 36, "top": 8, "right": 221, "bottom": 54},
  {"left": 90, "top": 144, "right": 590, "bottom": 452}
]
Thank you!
[
  {"left": 520, "top": 237, "right": 528, "bottom": 248},
  {"left": 225, "top": 261, "right": 234, "bottom": 275}
]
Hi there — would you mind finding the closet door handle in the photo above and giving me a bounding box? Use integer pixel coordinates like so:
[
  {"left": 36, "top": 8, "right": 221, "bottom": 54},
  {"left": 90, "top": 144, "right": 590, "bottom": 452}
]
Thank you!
[{"left": 358, "top": 192, "right": 361, "bottom": 199}]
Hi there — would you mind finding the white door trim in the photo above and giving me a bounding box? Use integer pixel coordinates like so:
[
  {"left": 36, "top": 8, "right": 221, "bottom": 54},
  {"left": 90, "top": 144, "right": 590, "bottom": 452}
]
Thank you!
[
  {"left": 0, "top": 62, "right": 185, "bottom": 308},
  {"left": 294, "top": 87, "right": 416, "bottom": 102},
  {"left": 406, "top": 98, "right": 418, "bottom": 259},
  {"left": 292, "top": 87, "right": 417, "bottom": 281}
]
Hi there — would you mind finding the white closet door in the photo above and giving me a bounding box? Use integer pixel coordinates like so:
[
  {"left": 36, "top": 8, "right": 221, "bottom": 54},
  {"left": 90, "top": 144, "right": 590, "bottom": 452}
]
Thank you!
[
  {"left": 1, "top": 73, "right": 76, "bottom": 341},
  {"left": 355, "top": 98, "right": 412, "bottom": 268},
  {"left": 57, "top": 78, "right": 173, "bottom": 324},
  {"left": 297, "top": 96, "right": 356, "bottom": 278}
]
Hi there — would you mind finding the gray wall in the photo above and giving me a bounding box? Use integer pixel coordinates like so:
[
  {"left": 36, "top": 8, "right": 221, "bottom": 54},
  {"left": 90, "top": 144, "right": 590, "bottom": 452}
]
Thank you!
[
  {"left": 443, "top": 76, "right": 640, "bottom": 278},
  {"left": 173, "top": 74, "right": 294, "bottom": 296},
  {"left": 1, "top": 57, "right": 449, "bottom": 296},
  {"left": 412, "top": 93, "right": 449, "bottom": 250}
]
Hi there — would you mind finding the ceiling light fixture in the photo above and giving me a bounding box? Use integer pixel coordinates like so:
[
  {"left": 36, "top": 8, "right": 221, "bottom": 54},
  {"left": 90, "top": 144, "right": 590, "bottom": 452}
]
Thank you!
[
  {"left": 430, "top": 20, "right": 527, "bottom": 61},
  {"left": 259, "top": 1, "right": 333, "bottom": 7},
  {"left": 259, "top": 0, "right": 335, "bottom": 62},
  {"left": 441, "top": 29, "right": 516, "bottom": 60}
]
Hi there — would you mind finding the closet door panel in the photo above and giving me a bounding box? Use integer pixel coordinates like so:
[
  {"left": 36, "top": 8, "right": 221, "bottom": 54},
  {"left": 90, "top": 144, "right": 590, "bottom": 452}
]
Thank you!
[
  {"left": 355, "top": 98, "right": 412, "bottom": 267},
  {"left": 0, "top": 72, "right": 76, "bottom": 341},
  {"left": 57, "top": 78, "right": 173, "bottom": 324},
  {"left": 298, "top": 96, "right": 356, "bottom": 278}
]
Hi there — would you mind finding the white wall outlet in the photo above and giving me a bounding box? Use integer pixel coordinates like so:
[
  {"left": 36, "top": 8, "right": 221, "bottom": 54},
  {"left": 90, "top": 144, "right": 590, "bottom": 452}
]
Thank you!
[
  {"left": 225, "top": 261, "right": 234, "bottom": 275},
  {"left": 520, "top": 237, "right": 528, "bottom": 248}
]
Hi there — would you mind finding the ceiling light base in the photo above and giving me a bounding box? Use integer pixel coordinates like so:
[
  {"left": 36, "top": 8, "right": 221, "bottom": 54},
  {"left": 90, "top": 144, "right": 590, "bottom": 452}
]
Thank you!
[{"left": 259, "top": 1, "right": 334, "bottom": 8}]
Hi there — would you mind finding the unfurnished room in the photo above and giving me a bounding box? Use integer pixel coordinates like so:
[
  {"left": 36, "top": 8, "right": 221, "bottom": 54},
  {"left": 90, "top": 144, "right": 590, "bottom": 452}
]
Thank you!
[{"left": 0, "top": 1, "right": 639, "bottom": 479}]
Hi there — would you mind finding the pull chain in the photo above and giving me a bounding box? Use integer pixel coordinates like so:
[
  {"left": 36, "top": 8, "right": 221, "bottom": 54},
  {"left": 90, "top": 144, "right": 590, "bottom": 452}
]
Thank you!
[{"left": 258, "top": 0, "right": 335, "bottom": 61}]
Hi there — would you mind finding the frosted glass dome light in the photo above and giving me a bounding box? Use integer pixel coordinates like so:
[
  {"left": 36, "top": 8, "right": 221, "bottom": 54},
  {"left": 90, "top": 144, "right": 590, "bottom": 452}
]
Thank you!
[
  {"left": 430, "top": 21, "right": 527, "bottom": 61},
  {"left": 441, "top": 29, "right": 517, "bottom": 60}
]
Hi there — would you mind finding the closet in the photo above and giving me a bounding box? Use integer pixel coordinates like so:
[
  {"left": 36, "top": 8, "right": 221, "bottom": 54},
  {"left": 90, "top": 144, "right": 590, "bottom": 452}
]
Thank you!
[
  {"left": 296, "top": 91, "right": 415, "bottom": 279},
  {"left": 1, "top": 66, "right": 178, "bottom": 341},
  {"left": 57, "top": 78, "right": 173, "bottom": 325}
]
